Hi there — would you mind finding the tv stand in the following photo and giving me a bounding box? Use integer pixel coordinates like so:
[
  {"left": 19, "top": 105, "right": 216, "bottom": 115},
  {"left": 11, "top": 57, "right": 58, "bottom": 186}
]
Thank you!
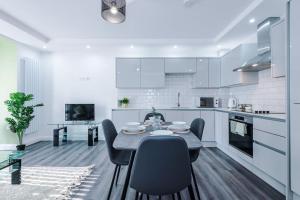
[
  {"left": 88, "top": 126, "right": 98, "bottom": 146},
  {"left": 49, "top": 122, "right": 100, "bottom": 146}
]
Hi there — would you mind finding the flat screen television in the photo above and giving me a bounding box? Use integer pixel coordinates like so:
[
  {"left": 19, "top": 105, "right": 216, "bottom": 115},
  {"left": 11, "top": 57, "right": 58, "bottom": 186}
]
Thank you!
[{"left": 65, "top": 104, "right": 95, "bottom": 121}]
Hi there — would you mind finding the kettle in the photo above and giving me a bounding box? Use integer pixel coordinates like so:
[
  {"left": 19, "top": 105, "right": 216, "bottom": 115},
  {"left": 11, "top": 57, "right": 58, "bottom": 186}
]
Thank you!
[{"left": 228, "top": 96, "right": 238, "bottom": 110}]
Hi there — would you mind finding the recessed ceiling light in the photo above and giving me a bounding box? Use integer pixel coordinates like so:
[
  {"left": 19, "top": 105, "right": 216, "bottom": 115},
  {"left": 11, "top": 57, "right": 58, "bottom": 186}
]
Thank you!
[
  {"left": 217, "top": 45, "right": 222, "bottom": 49},
  {"left": 252, "top": 63, "right": 258, "bottom": 67},
  {"left": 249, "top": 18, "right": 256, "bottom": 24},
  {"left": 86, "top": 45, "right": 91, "bottom": 49},
  {"left": 173, "top": 45, "right": 178, "bottom": 49},
  {"left": 110, "top": 6, "right": 118, "bottom": 15},
  {"left": 42, "top": 45, "right": 47, "bottom": 49},
  {"left": 130, "top": 45, "right": 134, "bottom": 49}
]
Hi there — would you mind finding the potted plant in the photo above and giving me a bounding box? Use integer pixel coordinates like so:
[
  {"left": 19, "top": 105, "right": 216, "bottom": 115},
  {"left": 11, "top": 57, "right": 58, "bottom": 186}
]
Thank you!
[
  {"left": 4, "top": 92, "right": 43, "bottom": 151},
  {"left": 121, "top": 97, "right": 129, "bottom": 108}
]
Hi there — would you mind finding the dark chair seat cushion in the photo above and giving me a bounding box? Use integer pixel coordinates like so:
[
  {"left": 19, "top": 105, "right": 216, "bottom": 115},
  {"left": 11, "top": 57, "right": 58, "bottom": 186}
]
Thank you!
[
  {"left": 112, "top": 150, "right": 132, "bottom": 165},
  {"left": 189, "top": 149, "right": 200, "bottom": 163}
]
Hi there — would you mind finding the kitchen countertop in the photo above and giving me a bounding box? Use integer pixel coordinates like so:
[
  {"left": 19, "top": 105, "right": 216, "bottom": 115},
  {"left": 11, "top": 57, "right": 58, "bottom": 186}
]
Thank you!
[{"left": 112, "top": 107, "right": 286, "bottom": 122}]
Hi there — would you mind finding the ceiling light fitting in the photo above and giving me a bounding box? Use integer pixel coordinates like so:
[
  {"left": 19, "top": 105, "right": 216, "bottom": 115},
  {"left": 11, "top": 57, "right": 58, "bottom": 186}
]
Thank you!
[
  {"left": 101, "top": 0, "right": 126, "bottom": 24},
  {"left": 249, "top": 18, "right": 256, "bottom": 24}
]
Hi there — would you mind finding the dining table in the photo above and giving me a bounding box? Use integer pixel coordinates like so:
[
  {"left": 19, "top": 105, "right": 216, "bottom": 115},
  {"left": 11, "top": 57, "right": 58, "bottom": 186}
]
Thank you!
[{"left": 113, "top": 122, "right": 203, "bottom": 200}]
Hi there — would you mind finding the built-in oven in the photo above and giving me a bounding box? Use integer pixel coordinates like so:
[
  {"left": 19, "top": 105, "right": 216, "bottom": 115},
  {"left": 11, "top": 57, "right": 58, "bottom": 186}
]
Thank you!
[{"left": 229, "top": 113, "right": 253, "bottom": 157}]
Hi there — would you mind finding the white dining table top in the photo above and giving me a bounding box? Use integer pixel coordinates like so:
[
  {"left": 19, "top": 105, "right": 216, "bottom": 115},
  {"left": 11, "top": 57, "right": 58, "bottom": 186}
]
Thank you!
[{"left": 113, "top": 125, "right": 203, "bottom": 151}]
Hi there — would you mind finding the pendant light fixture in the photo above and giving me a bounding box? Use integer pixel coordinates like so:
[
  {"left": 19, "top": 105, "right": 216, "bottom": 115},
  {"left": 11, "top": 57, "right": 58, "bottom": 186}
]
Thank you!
[{"left": 101, "top": 0, "right": 126, "bottom": 24}]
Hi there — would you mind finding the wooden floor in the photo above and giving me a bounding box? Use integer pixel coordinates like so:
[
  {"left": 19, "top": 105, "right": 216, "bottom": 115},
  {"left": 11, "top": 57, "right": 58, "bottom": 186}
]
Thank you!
[{"left": 22, "top": 141, "right": 285, "bottom": 200}]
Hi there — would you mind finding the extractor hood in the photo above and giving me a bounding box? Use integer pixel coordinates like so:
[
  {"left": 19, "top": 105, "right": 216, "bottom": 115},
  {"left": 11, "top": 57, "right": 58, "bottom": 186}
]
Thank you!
[{"left": 233, "top": 17, "right": 280, "bottom": 72}]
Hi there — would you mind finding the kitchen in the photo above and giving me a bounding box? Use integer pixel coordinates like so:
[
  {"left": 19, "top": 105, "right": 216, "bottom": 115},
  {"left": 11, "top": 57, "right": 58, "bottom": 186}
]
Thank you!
[
  {"left": 112, "top": 14, "right": 288, "bottom": 198},
  {"left": 0, "top": 0, "right": 298, "bottom": 199}
]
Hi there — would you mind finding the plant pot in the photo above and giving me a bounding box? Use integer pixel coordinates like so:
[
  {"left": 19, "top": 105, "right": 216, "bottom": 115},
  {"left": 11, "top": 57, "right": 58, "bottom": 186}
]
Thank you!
[
  {"left": 121, "top": 103, "right": 129, "bottom": 108},
  {"left": 16, "top": 144, "right": 26, "bottom": 151}
]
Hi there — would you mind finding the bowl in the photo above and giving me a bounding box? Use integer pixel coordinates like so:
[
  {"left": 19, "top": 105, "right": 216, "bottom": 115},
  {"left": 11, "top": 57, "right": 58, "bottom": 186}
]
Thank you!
[{"left": 126, "top": 122, "right": 140, "bottom": 128}]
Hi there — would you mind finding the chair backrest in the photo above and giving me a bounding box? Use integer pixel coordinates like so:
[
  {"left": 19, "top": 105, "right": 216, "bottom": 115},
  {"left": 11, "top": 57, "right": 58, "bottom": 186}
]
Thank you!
[
  {"left": 130, "top": 136, "right": 191, "bottom": 195},
  {"left": 144, "top": 112, "right": 166, "bottom": 122},
  {"left": 102, "top": 119, "right": 118, "bottom": 163},
  {"left": 190, "top": 118, "right": 205, "bottom": 141}
]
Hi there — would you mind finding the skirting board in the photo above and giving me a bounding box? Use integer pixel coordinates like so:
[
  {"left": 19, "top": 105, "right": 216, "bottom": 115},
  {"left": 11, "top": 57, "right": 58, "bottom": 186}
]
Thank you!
[
  {"left": 217, "top": 144, "right": 286, "bottom": 195},
  {"left": 201, "top": 141, "right": 217, "bottom": 147},
  {"left": 293, "top": 192, "right": 300, "bottom": 200},
  {"left": 0, "top": 144, "right": 17, "bottom": 150}
]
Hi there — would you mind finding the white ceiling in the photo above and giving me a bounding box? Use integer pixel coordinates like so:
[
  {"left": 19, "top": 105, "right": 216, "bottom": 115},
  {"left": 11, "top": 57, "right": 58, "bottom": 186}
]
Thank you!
[
  {"left": 0, "top": 0, "right": 287, "bottom": 51},
  {"left": 0, "top": 0, "right": 255, "bottom": 40}
]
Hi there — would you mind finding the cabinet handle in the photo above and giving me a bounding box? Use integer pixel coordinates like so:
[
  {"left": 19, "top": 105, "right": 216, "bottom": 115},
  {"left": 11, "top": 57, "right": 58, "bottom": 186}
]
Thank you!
[{"left": 253, "top": 141, "right": 286, "bottom": 156}]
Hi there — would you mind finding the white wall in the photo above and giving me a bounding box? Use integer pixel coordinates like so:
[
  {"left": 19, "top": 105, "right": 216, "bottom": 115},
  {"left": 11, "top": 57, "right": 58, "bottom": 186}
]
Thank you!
[
  {"left": 16, "top": 43, "right": 44, "bottom": 145},
  {"left": 118, "top": 74, "right": 228, "bottom": 108},
  {"left": 41, "top": 45, "right": 218, "bottom": 140}
]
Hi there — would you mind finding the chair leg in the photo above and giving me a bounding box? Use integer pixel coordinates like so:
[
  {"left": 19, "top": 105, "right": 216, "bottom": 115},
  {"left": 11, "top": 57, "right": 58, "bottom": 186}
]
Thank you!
[
  {"left": 107, "top": 165, "right": 118, "bottom": 200},
  {"left": 115, "top": 165, "right": 121, "bottom": 186},
  {"left": 139, "top": 193, "right": 143, "bottom": 200},
  {"left": 191, "top": 165, "right": 201, "bottom": 200},
  {"left": 158, "top": 195, "right": 161, "bottom": 200},
  {"left": 147, "top": 195, "right": 150, "bottom": 200},
  {"left": 188, "top": 185, "right": 196, "bottom": 200},
  {"left": 177, "top": 192, "right": 182, "bottom": 200},
  {"left": 135, "top": 191, "right": 139, "bottom": 200},
  {"left": 172, "top": 194, "right": 176, "bottom": 200}
]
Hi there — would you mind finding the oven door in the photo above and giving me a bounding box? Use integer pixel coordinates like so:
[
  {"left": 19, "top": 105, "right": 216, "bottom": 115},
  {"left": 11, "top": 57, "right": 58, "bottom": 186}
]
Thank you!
[{"left": 229, "top": 119, "right": 253, "bottom": 157}]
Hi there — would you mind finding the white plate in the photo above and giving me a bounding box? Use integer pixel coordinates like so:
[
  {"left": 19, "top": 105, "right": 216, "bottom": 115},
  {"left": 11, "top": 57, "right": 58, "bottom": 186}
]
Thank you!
[
  {"left": 123, "top": 129, "right": 146, "bottom": 135},
  {"left": 168, "top": 124, "right": 190, "bottom": 131},
  {"left": 126, "top": 122, "right": 140, "bottom": 126},
  {"left": 122, "top": 125, "right": 146, "bottom": 133},
  {"left": 150, "top": 130, "right": 173, "bottom": 136},
  {"left": 172, "top": 121, "right": 187, "bottom": 125},
  {"left": 169, "top": 129, "right": 190, "bottom": 134}
]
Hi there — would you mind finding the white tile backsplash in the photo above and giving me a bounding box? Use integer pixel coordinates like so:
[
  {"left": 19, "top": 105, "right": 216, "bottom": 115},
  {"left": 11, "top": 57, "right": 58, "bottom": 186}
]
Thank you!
[
  {"left": 117, "top": 69, "right": 286, "bottom": 112},
  {"left": 117, "top": 74, "right": 227, "bottom": 108},
  {"left": 229, "top": 69, "right": 286, "bottom": 112}
]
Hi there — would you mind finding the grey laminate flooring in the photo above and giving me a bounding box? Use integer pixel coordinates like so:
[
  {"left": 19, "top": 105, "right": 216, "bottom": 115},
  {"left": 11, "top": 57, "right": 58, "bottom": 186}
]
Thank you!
[{"left": 22, "top": 141, "right": 285, "bottom": 200}]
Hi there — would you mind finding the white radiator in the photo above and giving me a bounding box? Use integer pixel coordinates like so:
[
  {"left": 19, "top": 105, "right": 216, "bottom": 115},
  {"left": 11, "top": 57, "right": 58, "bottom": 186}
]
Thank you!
[{"left": 20, "top": 58, "right": 42, "bottom": 135}]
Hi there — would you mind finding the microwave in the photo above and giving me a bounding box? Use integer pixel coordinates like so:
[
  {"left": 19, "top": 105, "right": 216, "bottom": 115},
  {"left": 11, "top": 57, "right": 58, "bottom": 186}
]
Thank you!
[{"left": 198, "top": 97, "right": 222, "bottom": 108}]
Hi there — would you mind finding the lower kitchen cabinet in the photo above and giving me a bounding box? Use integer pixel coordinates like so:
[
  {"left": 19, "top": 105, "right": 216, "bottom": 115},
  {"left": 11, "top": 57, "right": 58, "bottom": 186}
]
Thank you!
[
  {"left": 253, "top": 119, "right": 287, "bottom": 184},
  {"left": 112, "top": 110, "right": 139, "bottom": 131},
  {"left": 182, "top": 111, "right": 201, "bottom": 125},
  {"left": 291, "top": 104, "right": 300, "bottom": 194},
  {"left": 253, "top": 142, "right": 286, "bottom": 184},
  {"left": 201, "top": 111, "right": 215, "bottom": 142},
  {"left": 215, "top": 111, "right": 229, "bottom": 149},
  {"left": 164, "top": 110, "right": 183, "bottom": 122}
]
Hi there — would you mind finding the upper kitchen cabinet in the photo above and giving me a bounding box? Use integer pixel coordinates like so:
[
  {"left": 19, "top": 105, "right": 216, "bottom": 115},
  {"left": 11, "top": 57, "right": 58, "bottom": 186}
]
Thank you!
[
  {"left": 221, "top": 44, "right": 258, "bottom": 87},
  {"left": 116, "top": 58, "right": 141, "bottom": 88},
  {"left": 209, "top": 58, "right": 221, "bottom": 88},
  {"left": 165, "top": 58, "right": 197, "bottom": 74},
  {"left": 271, "top": 20, "right": 286, "bottom": 78},
  {"left": 192, "top": 58, "right": 221, "bottom": 88},
  {"left": 140, "top": 58, "right": 165, "bottom": 88},
  {"left": 193, "top": 58, "right": 209, "bottom": 88}
]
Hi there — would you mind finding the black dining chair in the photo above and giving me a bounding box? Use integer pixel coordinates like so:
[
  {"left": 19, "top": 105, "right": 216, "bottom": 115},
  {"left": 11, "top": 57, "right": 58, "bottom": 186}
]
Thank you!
[
  {"left": 102, "top": 119, "right": 132, "bottom": 200},
  {"left": 144, "top": 112, "right": 166, "bottom": 122},
  {"left": 130, "top": 136, "right": 196, "bottom": 200},
  {"left": 189, "top": 118, "right": 205, "bottom": 200}
]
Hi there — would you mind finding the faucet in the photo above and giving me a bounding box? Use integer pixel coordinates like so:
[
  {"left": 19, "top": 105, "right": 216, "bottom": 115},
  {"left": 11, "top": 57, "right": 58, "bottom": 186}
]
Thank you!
[{"left": 177, "top": 92, "right": 181, "bottom": 107}]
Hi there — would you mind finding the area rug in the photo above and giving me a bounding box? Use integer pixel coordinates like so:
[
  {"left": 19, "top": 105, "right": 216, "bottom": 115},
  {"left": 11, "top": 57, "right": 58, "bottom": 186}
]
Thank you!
[{"left": 0, "top": 165, "right": 95, "bottom": 200}]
